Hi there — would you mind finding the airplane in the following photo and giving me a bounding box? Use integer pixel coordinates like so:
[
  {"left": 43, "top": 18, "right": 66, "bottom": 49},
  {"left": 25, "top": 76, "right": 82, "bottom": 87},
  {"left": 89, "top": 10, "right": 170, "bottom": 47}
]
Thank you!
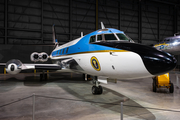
[
  {"left": 0, "top": 22, "right": 177, "bottom": 95},
  {"left": 154, "top": 33, "right": 180, "bottom": 55}
]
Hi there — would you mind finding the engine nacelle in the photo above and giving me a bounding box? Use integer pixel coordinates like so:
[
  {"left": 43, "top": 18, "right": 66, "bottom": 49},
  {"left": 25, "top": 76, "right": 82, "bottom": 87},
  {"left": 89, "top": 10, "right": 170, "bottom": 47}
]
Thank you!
[
  {"left": 30, "top": 52, "right": 39, "bottom": 62},
  {"left": 39, "top": 52, "right": 48, "bottom": 62},
  {"left": 6, "top": 59, "right": 22, "bottom": 74},
  {"left": 30, "top": 52, "right": 48, "bottom": 62}
]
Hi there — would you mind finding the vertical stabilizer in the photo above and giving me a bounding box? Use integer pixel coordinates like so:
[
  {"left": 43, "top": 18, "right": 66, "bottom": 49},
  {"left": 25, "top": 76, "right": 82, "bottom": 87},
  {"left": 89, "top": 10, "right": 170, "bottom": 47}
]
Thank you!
[
  {"left": 52, "top": 24, "right": 58, "bottom": 47},
  {"left": 101, "top": 22, "right": 105, "bottom": 29}
]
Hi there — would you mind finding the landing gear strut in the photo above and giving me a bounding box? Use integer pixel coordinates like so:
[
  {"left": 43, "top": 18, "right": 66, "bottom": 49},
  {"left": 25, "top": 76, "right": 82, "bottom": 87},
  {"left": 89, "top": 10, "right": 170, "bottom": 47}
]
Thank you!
[
  {"left": 40, "top": 71, "right": 47, "bottom": 81},
  {"left": 92, "top": 76, "right": 103, "bottom": 95}
]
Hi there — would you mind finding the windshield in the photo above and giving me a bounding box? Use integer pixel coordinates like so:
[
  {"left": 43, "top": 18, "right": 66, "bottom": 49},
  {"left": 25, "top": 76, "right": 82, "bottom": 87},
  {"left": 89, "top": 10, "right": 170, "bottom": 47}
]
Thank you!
[
  {"left": 89, "top": 33, "right": 134, "bottom": 43},
  {"left": 117, "top": 33, "right": 134, "bottom": 42},
  {"left": 104, "top": 34, "right": 117, "bottom": 41},
  {"left": 90, "top": 36, "right": 96, "bottom": 43},
  {"left": 164, "top": 38, "right": 170, "bottom": 42},
  {"left": 164, "top": 38, "right": 180, "bottom": 42},
  {"left": 116, "top": 33, "right": 129, "bottom": 40},
  {"left": 97, "top": 35, "right": 102, "bottom": 41}
]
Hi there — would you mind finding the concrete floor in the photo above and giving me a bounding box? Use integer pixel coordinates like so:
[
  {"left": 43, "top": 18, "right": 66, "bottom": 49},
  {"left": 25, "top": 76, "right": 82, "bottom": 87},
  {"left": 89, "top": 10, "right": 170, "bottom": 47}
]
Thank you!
[{"left": 0, "top": 72, "right": 180, "bottom": 120}]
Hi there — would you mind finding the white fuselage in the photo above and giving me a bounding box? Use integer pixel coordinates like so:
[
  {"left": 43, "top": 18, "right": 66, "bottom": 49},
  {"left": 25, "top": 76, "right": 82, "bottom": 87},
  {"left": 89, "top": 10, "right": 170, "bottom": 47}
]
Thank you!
[{"left": 50, "top": 51, "right": 152, "bottom": 80}]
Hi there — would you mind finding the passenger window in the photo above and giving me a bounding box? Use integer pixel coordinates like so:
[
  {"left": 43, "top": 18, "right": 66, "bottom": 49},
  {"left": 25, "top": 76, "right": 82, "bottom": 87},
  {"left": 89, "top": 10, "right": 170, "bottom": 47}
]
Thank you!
[
  {"left": 104, "top": 34, "right": 117, "bottom": 41},
  {"left": 59, "top": 50, "right": 61, "bottom": 55},
  {"left": 56, "top": 51, "right": 58, "bottom": 55},
  {"left": 62, "top": 49, "right": 65, "bottom": 54},
  {"left": 90, "top": 36, "right": 96, "bottom": 43},
  {"left": 66, "top": 47, "right": 69, "bottom": 53},
  {"left": 97, "top": 35, "right": 102, "bottom": 41}
]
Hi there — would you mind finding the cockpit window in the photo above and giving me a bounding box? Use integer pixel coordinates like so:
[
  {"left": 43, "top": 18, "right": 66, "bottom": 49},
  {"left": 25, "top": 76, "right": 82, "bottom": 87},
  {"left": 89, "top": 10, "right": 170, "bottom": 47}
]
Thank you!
[
  {"left": 172, "top": 38, "right": 180, "bottom": 41},
  {"left": 97, "top": 35, "right": 102, "bottom": 41},
  {"left": 164, "top": 39, "right": 169, "bottom": 41},
  {"left": 104, "top": 34, "right": 117, "bottom": 41},
  {"left": 90, "top": 36, "right": 96, "bottom": 43},
  {"left": 89, "top": 33, "right": 134, "bottom": 43},
  {"left": 116, "top": 33, "right": 129, "bottom": 40}
]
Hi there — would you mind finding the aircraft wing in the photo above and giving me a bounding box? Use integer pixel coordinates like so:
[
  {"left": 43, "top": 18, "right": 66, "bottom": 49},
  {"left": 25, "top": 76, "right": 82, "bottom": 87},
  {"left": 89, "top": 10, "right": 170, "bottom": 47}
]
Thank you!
[
  {"left": 0, "top": 59, "right": 62, "bottom": 74},
  {"left": 0, "top": 63, "right": 6, "bottom": 67},
  {"left": 22, "top": 64, "right": 61, "bottom": 70},
  {"left": 0, "top": 62, "right": 61, "bottom": 70},
  {"left": 23, "top": 58, "right": 83, "bottom": 71},
  {"left": 1, "top": 58, "right": 83, "bottom": 75}
]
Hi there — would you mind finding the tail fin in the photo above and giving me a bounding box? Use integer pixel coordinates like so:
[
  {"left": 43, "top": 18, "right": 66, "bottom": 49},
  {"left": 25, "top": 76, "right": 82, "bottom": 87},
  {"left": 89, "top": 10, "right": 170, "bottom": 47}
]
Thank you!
[{"left": 52, "top": 24, "right": 58, "bottom": 47}]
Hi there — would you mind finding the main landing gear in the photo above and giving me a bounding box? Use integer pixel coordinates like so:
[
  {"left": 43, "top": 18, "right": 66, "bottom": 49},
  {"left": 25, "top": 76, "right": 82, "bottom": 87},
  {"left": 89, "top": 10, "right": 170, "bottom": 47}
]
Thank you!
[
  {"left": 92, "top": 76, "right": 103, "bottom": 95},
  {"left": 40, "top": 71, "right": 47, "bottom": 81}
]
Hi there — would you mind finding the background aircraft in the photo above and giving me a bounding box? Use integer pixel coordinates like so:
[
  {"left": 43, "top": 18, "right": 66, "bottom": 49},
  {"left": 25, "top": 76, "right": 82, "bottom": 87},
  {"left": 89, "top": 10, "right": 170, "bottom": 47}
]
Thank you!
[
  {"left": 154, "top": 33, "right": 180, "bottom": 55},
  {"left": 0, "top": 22, "right": 177, "bottom": 95}
]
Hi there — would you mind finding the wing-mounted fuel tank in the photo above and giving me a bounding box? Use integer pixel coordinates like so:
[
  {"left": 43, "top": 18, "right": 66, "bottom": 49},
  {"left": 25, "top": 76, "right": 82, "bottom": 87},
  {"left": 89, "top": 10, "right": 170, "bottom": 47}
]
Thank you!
[
  {"left": 6, "top": 59, "right": 22, "bottom": 74},
  {"left": 30, "top": 52, "right": 49, "bottom": 62}
]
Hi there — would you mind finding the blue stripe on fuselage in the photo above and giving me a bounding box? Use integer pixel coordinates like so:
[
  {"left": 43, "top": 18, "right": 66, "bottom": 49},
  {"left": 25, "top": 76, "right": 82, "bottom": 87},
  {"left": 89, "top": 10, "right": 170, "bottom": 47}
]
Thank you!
[{"left": 52, "top": 28, "right": 124, "bottom": 57}]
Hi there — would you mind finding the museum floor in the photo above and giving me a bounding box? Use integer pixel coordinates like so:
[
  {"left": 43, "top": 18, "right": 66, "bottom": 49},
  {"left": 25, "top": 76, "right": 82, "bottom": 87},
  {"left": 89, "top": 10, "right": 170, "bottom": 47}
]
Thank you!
[{"left": 0, "top": 72, "right": 180, "bottom": 120}]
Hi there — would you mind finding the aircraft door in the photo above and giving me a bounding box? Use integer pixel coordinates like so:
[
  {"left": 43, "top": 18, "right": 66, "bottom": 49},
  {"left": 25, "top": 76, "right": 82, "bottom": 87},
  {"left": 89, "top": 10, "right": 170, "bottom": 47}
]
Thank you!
[{"left": 107, "top": 51, "right": 120, "bottom": 76}]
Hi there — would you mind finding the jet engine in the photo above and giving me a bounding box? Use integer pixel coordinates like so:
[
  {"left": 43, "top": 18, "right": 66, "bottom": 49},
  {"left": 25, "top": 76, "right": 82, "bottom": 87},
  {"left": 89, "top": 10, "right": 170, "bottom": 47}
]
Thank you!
[
  {"left": 6, "top": 59, "right": 22, "bottom": 74},
  {"left": 30, "top": 52, "right": 48, "bottom": 62},
  {"left": 30, "top": 52, "right": 39, "bottom": 62},
  {"left": 39, "top": 52, "right": 48, "bottom": 62}
]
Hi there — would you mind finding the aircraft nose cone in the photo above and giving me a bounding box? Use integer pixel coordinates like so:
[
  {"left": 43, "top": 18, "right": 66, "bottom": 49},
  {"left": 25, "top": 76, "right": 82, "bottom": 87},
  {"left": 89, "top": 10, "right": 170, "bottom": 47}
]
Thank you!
[
  {"left": 93, "top": 42, "right": 177, "bottom": 75},
  {"left": 114, "top": 42, "right": 177, "bottom": 75},
  {"left": 141, "top": 50, "right": 177, "bottom": 75}
]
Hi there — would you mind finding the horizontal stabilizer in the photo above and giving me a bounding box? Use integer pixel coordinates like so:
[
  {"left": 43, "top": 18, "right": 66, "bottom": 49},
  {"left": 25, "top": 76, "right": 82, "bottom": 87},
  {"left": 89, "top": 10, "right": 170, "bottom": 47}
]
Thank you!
[{"left": 0, "top": 63, "right": 6, "bottom": 67}]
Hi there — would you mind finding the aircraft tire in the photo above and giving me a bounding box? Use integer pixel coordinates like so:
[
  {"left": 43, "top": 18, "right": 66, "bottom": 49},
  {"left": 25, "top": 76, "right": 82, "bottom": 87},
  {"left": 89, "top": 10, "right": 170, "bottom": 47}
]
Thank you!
[
  {"left": 98, "top": 85, "right": 103, "bottom": 94},
  {"left": 92, "top": 86, "right": 103, "bottom": 95},
  {"left": 92, "top": 86, "right": 98, "bottom": 95},
  {"left": 169, "top": 83, "right": 174, "bottom": 93},
  {"left": 153, "top": 82, "right": 157, "bottom": 92}
]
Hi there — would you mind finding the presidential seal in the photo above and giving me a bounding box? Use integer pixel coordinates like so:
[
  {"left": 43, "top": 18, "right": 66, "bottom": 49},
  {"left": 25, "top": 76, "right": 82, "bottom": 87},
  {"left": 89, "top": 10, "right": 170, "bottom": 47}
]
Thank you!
[{"left": 90, "top": 56, "right": 101, "bottom": 71}]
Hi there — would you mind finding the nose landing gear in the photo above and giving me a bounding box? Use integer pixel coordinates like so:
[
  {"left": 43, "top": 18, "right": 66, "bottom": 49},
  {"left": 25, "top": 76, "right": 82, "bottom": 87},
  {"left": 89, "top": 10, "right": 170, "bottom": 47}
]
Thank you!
[
  {"left": 83, "top": 74, "right": 104, "bottom": 95},
  {"left": 92, "top": 76, "right": 103, "bottom": 95},
  {"left": 92, "top": 85, "right": 103, "bottom": 95}
]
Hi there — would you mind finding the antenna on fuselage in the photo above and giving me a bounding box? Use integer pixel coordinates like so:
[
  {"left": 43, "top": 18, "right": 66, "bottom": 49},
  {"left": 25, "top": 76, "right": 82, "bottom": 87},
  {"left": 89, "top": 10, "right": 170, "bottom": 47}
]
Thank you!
[
  {"left": 174, "top": 32, "right": 180, "bottom": 36},
  {"left": 81, "top": 32, "right": 83, "bottom": 37},
  {"left": 52, "top": 24, "right": 59, "bottom": 47},
  {"left": 101, "top": 22, "right": 105, "bottom": 29}
]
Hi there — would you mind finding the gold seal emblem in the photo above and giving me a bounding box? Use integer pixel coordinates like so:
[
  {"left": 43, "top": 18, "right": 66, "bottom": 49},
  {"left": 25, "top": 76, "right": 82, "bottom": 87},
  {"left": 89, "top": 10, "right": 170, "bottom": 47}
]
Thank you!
[{"left": 90, "top": 56, "right": 101, "bottom": 71}]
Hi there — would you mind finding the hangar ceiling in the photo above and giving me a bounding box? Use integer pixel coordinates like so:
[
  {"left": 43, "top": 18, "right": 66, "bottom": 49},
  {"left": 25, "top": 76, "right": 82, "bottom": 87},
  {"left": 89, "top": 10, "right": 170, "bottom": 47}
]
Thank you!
[{"left": 0, "top": 0, "right": 179, "bottom": 45}]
